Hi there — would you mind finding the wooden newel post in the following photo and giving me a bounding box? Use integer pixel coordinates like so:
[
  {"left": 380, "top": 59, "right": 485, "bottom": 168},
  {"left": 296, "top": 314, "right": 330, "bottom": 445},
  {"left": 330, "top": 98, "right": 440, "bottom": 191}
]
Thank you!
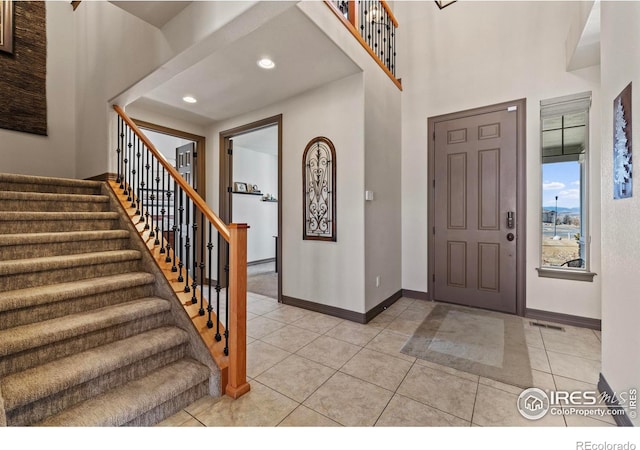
[
  {"left": 348, "top": 0, "right": 358, "bottom": 28},
  {"left": 225, "top": 223, "right": 251, "bottom": 399}
]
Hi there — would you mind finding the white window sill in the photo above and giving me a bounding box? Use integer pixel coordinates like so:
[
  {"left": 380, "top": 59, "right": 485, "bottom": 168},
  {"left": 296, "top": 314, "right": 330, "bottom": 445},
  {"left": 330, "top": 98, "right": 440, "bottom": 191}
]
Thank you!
[{"left": 536, "top": 267, "right": 597, "bottom": 282}]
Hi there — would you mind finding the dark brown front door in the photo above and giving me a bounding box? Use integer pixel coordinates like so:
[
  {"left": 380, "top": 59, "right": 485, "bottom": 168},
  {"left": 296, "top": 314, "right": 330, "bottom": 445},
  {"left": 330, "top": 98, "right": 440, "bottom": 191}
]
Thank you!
[{"left": 432, "top": 101, "right": 524, "bottom": 314}]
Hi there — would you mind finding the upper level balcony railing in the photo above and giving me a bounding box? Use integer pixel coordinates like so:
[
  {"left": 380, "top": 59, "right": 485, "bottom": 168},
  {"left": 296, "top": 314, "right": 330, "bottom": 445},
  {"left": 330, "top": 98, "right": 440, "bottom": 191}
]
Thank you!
[{"left": 327, "top": 0, "right": 401, "bottom": 90}]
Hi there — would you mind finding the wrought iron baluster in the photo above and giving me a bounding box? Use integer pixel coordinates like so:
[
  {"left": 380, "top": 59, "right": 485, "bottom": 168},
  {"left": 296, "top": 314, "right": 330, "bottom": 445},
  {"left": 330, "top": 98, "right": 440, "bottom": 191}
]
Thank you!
[
  {"left": 165, "top": 182, "right": 173, "bottom": 262},
  {"left": 184, "top": 195, "right": 191, "bottom": 293},
  {"left": 177, "top": 185, "right": 184, "bottom": 283},
  {"left": 130, "top": 134, "right": 137, "bottom": 209},
  {"left": 215, "top": 232, "right": 222, "bottom": 342},
  {"left": 171, "top": 180, "right": 178, "bottom": 271},
  {"left": 386, "top": 14, "right": 391, "bottom": 72},
  {"left": 224, "top": 242, "right": 229, "bottom": 356},
  {"left": 124, "top": 128, "right": 131, "bottom": 198},
  {"left": 144, "top": 147, "right": 151, "bottom": 230},
  {"left": 139, "top": 144, "right": 146, "bottom": 226},
  {"left": 116, "top": 117, "right": 122, "bottom": 186},
  {"left": 207, "top": 222, "right": 214, "bottom": 328},
  {"left": 160, "top": 167, "right": 166, "bottom": 254},
  {"left": 198, "top": 212, "right": 205, "bottom": 315},
  {"left": 390, "top": 15, "right": 395, "bottom": 76},
  {"left": 149, "top": 151, "right": 156, "bottom": 238},
  {"left": 134, "top": 136, "right": 141, "bottom": 214},
  {"left": 191, "top": 200, "right": 198, "bottom": 304},
  {"left": 154, "top": 159, "right": 161, "bottom": 245}
]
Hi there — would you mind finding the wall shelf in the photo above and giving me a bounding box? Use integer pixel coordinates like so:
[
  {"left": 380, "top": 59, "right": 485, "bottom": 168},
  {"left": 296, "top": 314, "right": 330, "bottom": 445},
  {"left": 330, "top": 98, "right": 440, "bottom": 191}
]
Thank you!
[
  {"left": 261, "top": 199, "right": 278, "bottom": 202},
  {"left": 232, "top": 191, "right": 262, "bottom": 196}
]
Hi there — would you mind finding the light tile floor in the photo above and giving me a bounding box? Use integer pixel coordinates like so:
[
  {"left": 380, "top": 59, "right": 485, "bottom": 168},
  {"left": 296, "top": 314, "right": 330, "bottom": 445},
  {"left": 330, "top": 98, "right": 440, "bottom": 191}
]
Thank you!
[{"left": 158, "top": 294, "right": 612, "bottom": 427}]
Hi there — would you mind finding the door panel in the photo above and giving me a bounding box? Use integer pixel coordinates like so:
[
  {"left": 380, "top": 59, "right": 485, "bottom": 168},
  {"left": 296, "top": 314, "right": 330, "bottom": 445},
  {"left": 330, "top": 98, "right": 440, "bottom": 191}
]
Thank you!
[
  {"left": 176, "top": 142, "right": 196, "bottom": 189},
  {"left": 434, "top": 108, "right": 517, "bottom": 313}
]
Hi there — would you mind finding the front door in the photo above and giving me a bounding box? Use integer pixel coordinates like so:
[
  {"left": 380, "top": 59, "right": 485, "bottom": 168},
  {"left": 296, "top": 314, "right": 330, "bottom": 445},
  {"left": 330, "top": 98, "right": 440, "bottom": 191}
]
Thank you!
[{"left": 431, "top": 101, "right": 524, "bottom": 314}]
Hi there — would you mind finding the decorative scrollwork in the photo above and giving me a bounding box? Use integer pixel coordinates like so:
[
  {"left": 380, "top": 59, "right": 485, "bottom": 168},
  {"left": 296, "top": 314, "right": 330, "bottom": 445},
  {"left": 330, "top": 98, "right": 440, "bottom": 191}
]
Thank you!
[{"left": 303, "top": 137, "right": 336, "bottom": 241}]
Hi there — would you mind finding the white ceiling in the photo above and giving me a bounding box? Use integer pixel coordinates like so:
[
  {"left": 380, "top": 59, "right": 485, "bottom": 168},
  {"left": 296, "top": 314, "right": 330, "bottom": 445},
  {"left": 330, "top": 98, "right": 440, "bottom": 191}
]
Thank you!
[
  {"left": 131, "top": 5, "right": 361, "bottom": 124},
  {"left": 110, "top": 1, "right": 192, "bottom": 28}
]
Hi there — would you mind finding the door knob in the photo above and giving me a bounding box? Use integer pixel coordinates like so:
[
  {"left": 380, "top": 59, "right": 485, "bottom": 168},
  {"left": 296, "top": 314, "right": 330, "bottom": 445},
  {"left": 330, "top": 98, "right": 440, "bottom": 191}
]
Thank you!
[{"left": 507, "top": 233, "right": 515, "bottom": 242}]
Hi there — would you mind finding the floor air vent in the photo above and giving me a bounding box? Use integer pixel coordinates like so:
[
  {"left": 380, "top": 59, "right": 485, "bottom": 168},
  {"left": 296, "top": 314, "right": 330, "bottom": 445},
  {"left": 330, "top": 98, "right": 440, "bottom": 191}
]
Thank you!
[{"left": 529, "top": 321, "right": 565, "bottom": 331}]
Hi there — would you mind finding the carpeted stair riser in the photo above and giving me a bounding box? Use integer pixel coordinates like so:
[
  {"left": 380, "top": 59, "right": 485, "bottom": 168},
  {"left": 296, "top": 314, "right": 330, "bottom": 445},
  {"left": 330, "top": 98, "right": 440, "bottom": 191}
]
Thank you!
[
  {"left": 0, "top": 214, "right": 119, "bottom": 234},
  {"left": 0, "top": 310, "right": 172, "bottom": 377},
  {"left": 0, "top": 284, "right": 154, "bottom": 330},
  {"left": 0, "top": 255, "right": 142, "bottom": 291},
  {"left": 0, "top": 273, "right": 154, "bottom": 317},
  {"left": 37, "top": 359, "right": 210, "bottom": 426},
  {"left": 0, "top": 237, "right": 131, "bottom": 261},
  {"left": 7, "top": 345, "right": 188, "bottom": 426},
  {"left": 0, "top": 182, "right": 101, "bottom": 195},
  {"left": 0, "top": 193, "right": 110, "bottom": 213},
  {"left": 123, "top": 381, "right": 208, "bottom": 427}
]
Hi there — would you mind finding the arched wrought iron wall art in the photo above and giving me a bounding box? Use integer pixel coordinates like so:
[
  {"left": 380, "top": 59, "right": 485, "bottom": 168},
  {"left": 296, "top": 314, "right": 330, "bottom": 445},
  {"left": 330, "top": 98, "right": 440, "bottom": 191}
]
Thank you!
[{"left": 303, "top": 136, "right": 337, "bottom": 241}]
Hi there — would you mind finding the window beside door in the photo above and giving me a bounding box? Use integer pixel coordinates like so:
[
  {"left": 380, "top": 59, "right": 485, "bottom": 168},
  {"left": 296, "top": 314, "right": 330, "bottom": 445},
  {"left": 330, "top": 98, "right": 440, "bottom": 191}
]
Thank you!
[{"left": 537, "top": 92, "right": 596, "bottom": 281}]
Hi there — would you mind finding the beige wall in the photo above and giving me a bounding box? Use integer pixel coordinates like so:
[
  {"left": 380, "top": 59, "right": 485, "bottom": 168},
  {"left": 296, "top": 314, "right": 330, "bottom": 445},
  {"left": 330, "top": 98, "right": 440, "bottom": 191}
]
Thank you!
[
  {"left": 299, "top": 1, "right": 403, "bottom": 313},
  {"left": 397, "top": 1, "right": 602, "bottom": 319},
  {"left": 364, "top": 69, "right": 403, "bottom": 311},
  {"left": 207, "top": 73, "right": 367, "bottom": 313},
  {"left": 0, "top": 2, "right": 76, "bottom": 178},
  {"left": 600, "top": 1, "right": 640, "bottom": 426},
  {"left": 74, "top": 1, "right": 172, "bottom": 179}
]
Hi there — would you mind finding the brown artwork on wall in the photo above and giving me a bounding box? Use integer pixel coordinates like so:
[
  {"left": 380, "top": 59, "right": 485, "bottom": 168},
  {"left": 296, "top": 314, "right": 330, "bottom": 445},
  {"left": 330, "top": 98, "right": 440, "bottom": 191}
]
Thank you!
[
  {"left": 0, "top": 1, "right": 47, "bottom": 136},
  {"left": 0, "top": 0, "right": 14, "bottom": 54},
  {"left": 303, "top": 136, "right": 337, "bottom": 242}
]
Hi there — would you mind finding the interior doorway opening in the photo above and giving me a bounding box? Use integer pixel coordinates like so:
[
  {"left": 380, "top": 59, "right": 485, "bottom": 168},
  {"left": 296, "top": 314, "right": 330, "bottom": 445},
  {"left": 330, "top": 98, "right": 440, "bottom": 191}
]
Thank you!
[{"left": 220, "top": 115, "right": 283, "bottom": 301}]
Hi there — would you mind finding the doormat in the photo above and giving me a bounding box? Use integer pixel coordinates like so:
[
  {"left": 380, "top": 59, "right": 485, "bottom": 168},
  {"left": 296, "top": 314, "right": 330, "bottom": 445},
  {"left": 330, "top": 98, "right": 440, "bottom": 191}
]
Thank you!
[
  {"left": 0, "top": 1, "right": 47, "bottom": 135},
  {"left": 401, "top": 303, "right": 533, "bottom": 388}
]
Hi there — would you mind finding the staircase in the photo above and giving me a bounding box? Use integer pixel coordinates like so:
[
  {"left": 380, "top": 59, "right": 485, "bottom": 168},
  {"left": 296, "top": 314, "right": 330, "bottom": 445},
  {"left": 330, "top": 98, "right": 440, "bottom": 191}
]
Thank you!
[{"left": 0, "top": 173, "right": 216, "bottom": 426}]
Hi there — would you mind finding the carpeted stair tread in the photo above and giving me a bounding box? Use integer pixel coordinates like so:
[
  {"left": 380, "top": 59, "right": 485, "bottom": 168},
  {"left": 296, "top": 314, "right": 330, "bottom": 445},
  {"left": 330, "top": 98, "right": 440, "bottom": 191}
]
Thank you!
[
  {"left": 0, "top": 173, "right": 103, "bottom": 190},
  {"left": 0, "top": 297, "right": 170, "bottom": 358},
  {"left": 0, "top": 191, "right": 109, "bottom": 205},
  {"left": 0, "top": 250, "right": 141, "bottom": 277},
  {"left": 0, "top": 230, "right": 130, "bottom": 247},
  {"left": 2, "top": 327, "right": 189, "bottom": 411},
  {"left": 36, "top": 358, "right": 209, "bottom": 426},
  {"left": 0, "top": 272, "right": 155, "bottom": 313},
  {"left": 0, "top": 211, "right": 119, "bottom": 222}
]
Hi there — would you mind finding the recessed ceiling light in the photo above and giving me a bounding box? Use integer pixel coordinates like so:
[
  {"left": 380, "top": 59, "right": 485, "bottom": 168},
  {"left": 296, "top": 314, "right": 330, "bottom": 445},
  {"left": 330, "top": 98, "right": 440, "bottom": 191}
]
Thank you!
[
  {"left": 182, "top": 96, "right": 197, "bottom": 104},
  {"left": 257, "top": 58, "right": 275, "bottom": 70}
]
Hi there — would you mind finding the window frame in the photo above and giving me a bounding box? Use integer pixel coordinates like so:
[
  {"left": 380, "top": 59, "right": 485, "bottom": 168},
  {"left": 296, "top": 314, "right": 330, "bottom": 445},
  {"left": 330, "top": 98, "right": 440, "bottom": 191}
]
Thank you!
[{"left": 536, "top": 92, "right": 596, "bottom": 282}]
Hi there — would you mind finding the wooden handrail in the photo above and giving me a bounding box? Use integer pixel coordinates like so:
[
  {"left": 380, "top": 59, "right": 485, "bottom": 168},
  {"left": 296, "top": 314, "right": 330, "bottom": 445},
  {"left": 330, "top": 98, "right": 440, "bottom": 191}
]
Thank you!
[
  {"left": 113, "top": 105, "right": 230, "bottom": 242},
  {"left": 380, "top": 1, "right": 398, "bottom": 28}
]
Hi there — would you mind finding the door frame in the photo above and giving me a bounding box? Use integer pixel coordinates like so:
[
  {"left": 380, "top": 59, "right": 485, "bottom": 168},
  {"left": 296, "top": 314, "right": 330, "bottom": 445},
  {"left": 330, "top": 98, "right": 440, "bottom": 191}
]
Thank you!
[
  {"left": 132, "top": 118, "right": 207, "bottom": 199},
  {"left": 427, "top": 99, "right": 527, "bottom": 316},
  {"left": 219, "top": 114, "right": 283, "bottom": 302}
]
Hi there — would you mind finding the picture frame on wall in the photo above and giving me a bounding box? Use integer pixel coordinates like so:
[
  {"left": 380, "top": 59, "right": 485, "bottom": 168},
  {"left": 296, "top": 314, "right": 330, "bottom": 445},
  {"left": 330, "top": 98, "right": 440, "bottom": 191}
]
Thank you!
[
  {"left": 0, "top": 0, "right": 14, "bottom": 55},
  {"left": 613, "top": 82, "right": 633, "bottom": 199}
]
